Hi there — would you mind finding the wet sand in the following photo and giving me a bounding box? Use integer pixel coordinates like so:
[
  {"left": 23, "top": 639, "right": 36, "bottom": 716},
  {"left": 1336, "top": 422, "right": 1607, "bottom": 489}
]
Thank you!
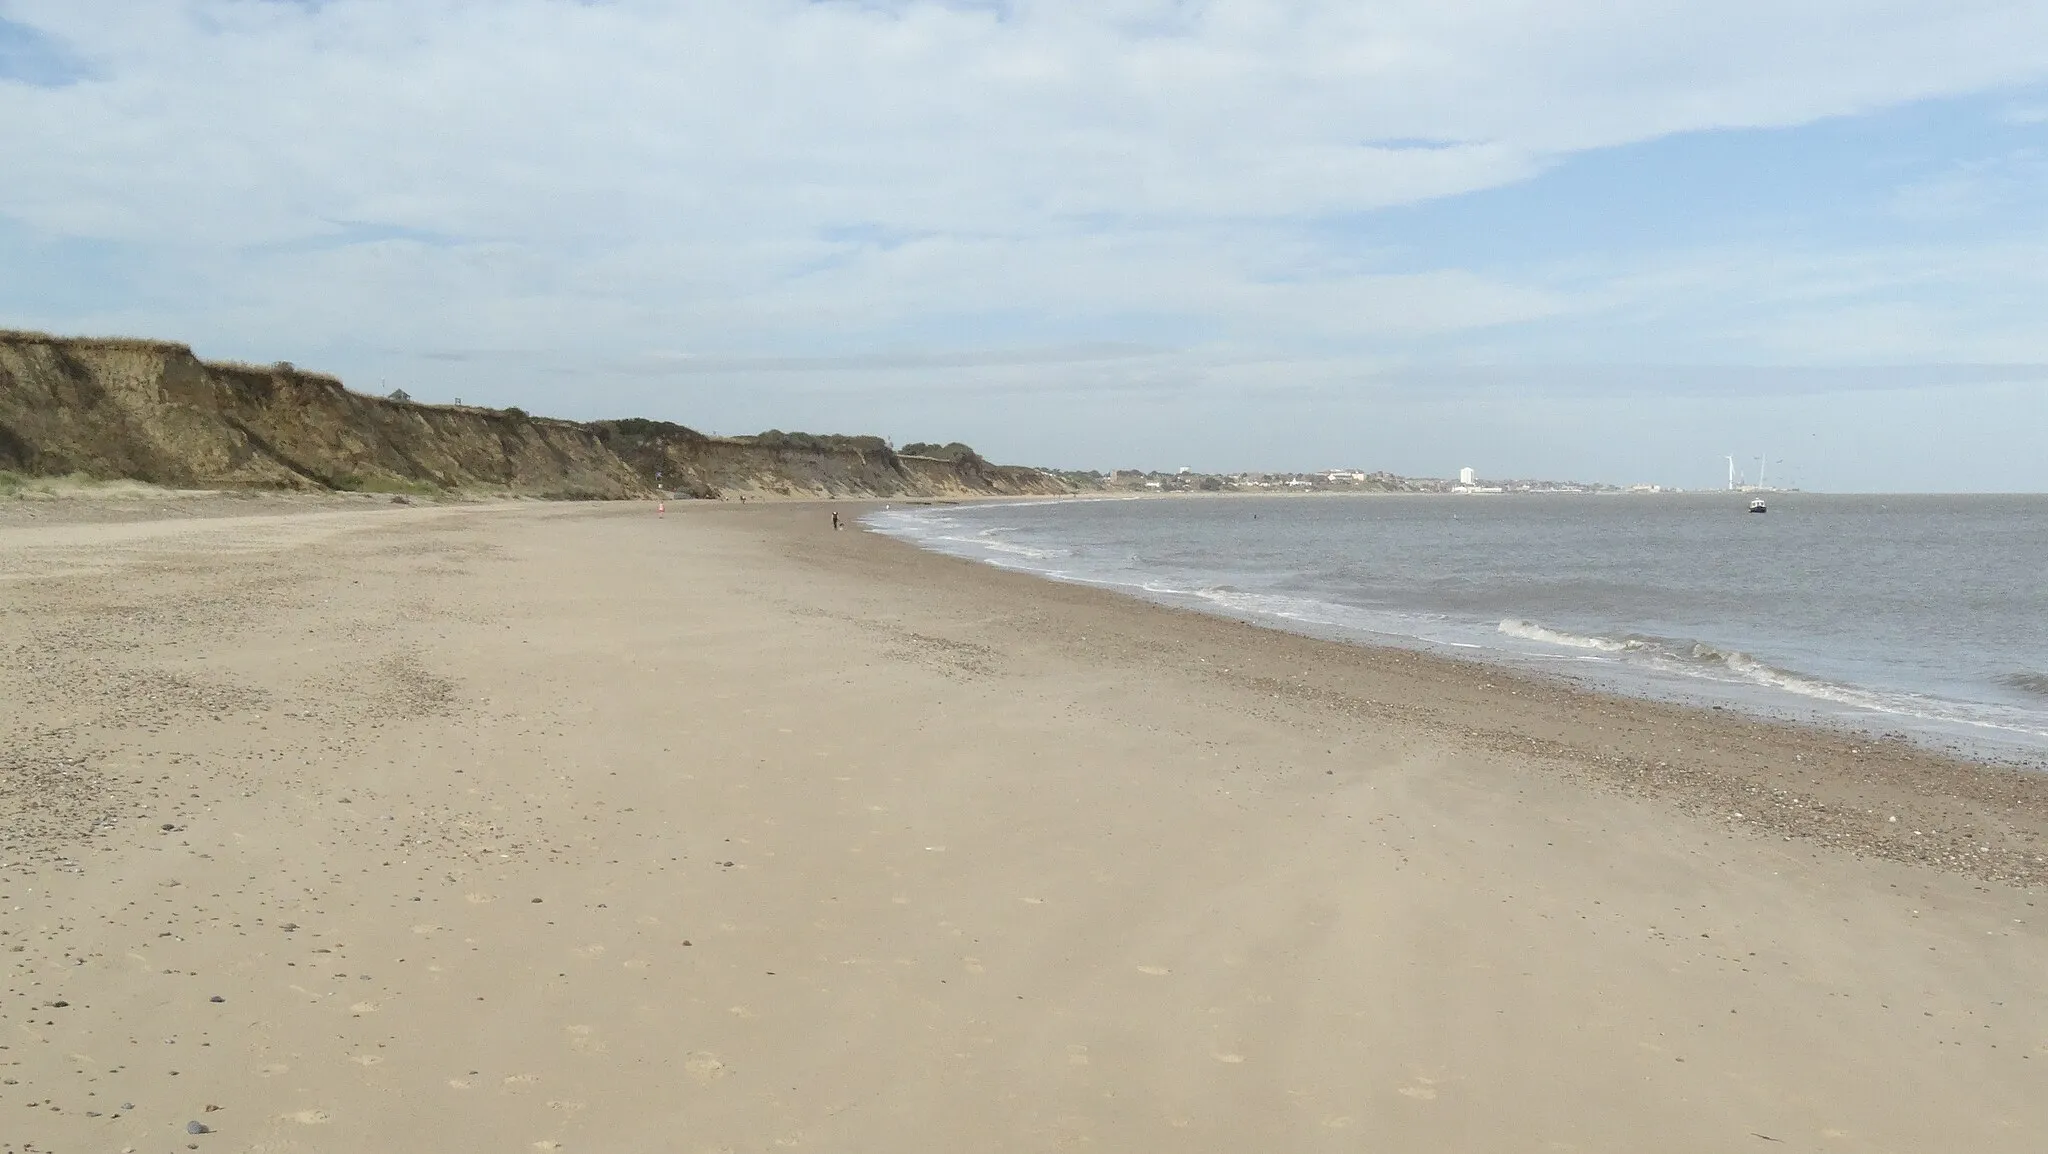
[{"left": 4, "top": 495, "right": 2045, "bottom": 1152}]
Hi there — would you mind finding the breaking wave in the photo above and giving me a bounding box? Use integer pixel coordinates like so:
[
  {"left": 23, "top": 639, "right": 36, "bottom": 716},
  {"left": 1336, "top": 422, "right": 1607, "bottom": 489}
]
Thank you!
[
  {"left": 1497, "top": 617, "right": 2048, "bottom": 740},
  {"left": 1496, "top": 619, "right": 1635, "bottom": 652},
  {"left": 1502, "top": 618, "right": 1866, "bottom": 700}
]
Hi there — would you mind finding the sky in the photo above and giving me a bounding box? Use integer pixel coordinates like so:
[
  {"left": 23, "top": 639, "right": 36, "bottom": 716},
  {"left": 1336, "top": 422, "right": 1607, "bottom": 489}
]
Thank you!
[{"left": 3, "top": 1, "right": 2046, "bottom": 491}]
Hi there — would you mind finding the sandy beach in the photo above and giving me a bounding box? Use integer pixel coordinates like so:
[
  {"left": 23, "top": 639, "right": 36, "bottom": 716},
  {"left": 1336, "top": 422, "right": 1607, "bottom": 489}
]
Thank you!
[{"left": 5, "top": 494, "right": 2046, "bottom": 1153}]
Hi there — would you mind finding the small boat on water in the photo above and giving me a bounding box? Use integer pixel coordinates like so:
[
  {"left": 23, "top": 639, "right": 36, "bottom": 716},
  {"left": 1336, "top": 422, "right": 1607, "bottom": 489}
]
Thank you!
[{"left": 1749, "top": 496, "right": 1768, "bottom": 514}]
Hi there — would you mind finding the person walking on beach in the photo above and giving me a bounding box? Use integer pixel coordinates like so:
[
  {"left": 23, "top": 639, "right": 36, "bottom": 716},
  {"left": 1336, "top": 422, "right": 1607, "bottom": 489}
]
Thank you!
[{"left": 832, "top": 512, "right": 842, "bottom": 531}]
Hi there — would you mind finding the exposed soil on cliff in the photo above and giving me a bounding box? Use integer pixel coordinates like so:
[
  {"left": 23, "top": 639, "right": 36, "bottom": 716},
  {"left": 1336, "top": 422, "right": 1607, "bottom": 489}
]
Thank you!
[{"left": 0, "top": 330, "right": 1072, "bottom": 501}]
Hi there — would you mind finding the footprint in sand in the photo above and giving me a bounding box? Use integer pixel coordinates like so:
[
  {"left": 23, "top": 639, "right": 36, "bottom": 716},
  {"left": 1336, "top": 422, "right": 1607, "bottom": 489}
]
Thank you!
[
  {"left": 448, "top": 1079, "right": 472, "bottom": 1090},
  {"left": 503, "top": 1073, "right": 540, "bottom": 1089},
  {"left": 283, "top": 1109, "right": 330, "bottom": 1124},
  {"left": 962, "top": 957, "right": 985, "bottom": 974},
  {"left": 623, "top": 958, "right": 650, "bottom": 970},
  {"left": 349, "top": 1054, "right": 383, "bottom": 1066},
  {"left": 466, "top": 892, "right": 495, "bottom": 904},
  {"left": 1066, "top": 1045, "right": 1090, "bottom": 1066},
  {"left": 411, "top": 924, "right": 443, "bottom": 935},
  {"left": 1135, "top": 965, "right": 1170, "bottom": 976},
  {"left": 1212, "top": 1052, "right": 1247, "bottom": 1064},
  {"left": 349, "top": 1001, "right": 379, "bottom": 1015},
  {"left": 575, "top": 943, "right": 606, "bottom": 959},
  {"left": 257, "top": 1063, "right": 290, "bottom": 1077},
  {"left": 565, "top": 1025, "right": 607, "bottom": 1054},
  {"left": 684, "top": 1053, "right": 729, "bottom": 1081}
]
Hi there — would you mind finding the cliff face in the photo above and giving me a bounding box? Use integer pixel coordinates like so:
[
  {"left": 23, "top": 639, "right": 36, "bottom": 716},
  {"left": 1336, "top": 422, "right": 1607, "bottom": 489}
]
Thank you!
[
  {"left": 588, "top": 422, "right": 1069, "bottom": 500},
  {"left": 0, "top": 331, "right": 1072, "bottom": 500},
  {"left": 0, "top": 334, "right": 644, "bottom": 497}
]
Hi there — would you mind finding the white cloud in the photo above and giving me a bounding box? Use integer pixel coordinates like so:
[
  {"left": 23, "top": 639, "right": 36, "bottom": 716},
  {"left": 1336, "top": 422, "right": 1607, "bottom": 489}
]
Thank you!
[{"left": 3, "top": 1, "right": 2047, "bottom": 385}]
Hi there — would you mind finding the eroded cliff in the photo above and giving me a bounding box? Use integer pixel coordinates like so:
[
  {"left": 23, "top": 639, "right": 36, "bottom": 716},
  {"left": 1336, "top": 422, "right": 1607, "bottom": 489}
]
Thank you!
[{"left": 0, "top": 331, "right": 1071, "bottom": 500}]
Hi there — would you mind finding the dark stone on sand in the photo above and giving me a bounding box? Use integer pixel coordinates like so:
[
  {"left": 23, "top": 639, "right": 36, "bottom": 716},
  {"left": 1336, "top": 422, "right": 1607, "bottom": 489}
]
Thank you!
[
  {"left": 209, "top": 995, "right": 224, "bottom": 1003},
  {"left": 187, "top": 1120, "right": 209, "bottom": 1134}
]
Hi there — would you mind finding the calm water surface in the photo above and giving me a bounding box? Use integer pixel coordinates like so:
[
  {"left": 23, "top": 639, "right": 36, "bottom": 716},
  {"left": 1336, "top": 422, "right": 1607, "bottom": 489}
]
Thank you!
[{"left": 868, "top": 493, "right": 2048, "bottom": 765}]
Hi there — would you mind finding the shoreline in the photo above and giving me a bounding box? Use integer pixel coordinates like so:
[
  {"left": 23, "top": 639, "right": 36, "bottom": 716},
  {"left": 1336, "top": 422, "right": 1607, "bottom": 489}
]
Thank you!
[
  {"left": 865, "top": 491, "right": 2048, "bottom": 774},
  {"left": 831, "top": 502, "right": 2048, "bottom": 889},
  {"left": 6, "top": 496, "right": 2046, "bottom": 1151}
]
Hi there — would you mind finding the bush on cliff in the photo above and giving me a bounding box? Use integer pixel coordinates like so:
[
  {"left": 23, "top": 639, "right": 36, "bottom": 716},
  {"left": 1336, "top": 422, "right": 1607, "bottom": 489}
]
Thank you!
[
  {"left": 899, "top": 441, "right": 983, "bottom": 463},
  {"left": 743, "top": 430, "right": 892, "bottom": 455}
]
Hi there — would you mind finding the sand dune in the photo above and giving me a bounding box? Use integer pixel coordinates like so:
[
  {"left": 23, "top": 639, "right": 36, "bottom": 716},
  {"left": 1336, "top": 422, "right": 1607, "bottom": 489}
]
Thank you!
[{"left": 4, "top": 495, "right": 2044, "bottom": 1152}]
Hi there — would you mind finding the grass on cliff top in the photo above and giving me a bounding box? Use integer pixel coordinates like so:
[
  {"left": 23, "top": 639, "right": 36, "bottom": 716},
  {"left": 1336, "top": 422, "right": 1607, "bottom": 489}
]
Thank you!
[
  {"left": 0, "top": 329, "right": 192, "bottom": 352},
  {"left": 207, "top": 358, "right": 346, "bottom": 385}
]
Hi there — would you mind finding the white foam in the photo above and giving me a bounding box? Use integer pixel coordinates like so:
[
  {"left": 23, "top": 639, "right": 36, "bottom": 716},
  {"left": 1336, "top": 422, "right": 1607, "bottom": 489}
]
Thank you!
[
  {"left": 1498, "top": 618, "right": 2048, "bottom": 744},
  {"left": 1497, "top": 618, "right": 1632, "bottom": 652}
]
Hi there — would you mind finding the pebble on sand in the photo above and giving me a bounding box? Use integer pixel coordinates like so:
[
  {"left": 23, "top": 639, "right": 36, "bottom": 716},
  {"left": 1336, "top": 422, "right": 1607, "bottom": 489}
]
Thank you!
[{"left": 186, "top": 1120, "right": 210, "bottom": 1134}]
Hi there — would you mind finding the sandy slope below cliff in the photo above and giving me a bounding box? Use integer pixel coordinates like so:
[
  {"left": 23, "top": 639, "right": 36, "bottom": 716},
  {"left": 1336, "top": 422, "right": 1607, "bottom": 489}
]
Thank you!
[{"left": 3, "top": 498, "right": 2044, "bottom": 1153}]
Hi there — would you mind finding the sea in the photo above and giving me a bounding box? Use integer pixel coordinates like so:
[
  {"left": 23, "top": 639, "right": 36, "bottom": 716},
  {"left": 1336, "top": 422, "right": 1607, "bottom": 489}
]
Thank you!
[{"left": 866, "top": 493, "right": 2048, "bottom": 767}]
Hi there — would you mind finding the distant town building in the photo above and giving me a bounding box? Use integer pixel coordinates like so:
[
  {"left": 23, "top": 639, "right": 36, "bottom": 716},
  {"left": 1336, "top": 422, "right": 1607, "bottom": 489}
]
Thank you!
[{"left": 1459, "top": 466, "right": 1476, "bottom": 486}]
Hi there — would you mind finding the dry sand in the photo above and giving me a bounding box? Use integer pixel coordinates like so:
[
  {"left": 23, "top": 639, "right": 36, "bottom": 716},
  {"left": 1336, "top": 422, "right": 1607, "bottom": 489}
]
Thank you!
[{"left": 3, "top": 495, "right": 2045, "bottom": 1153}]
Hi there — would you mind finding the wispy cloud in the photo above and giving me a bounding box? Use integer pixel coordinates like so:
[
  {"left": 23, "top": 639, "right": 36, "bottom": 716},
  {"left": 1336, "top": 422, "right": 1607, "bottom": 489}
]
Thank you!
[
  {"left": 2, "top": 2, "right": 2047, "bottom": 486},
  {"left": 620, "top": 343, "right": 1163, "bottom": 374}
]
